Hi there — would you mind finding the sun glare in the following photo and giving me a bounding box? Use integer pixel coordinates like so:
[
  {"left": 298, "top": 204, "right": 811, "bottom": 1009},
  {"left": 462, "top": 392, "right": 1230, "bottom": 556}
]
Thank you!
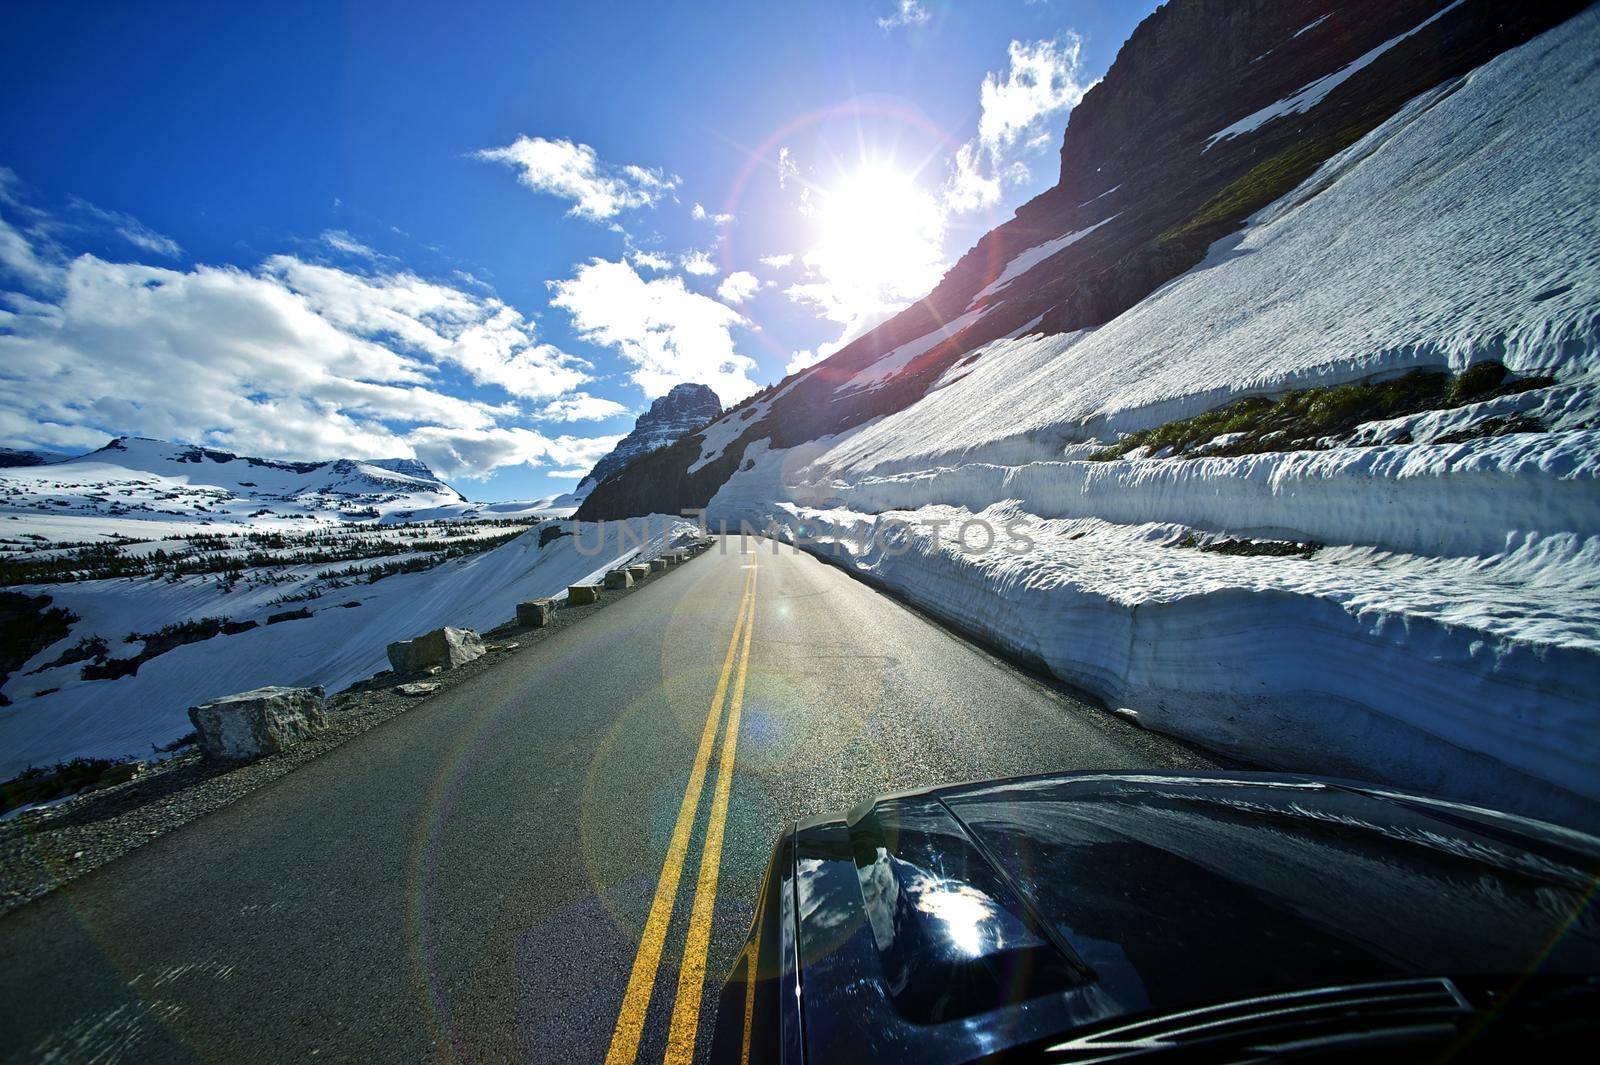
[{"left": 809, "top": 163, "right": 946, "bottom": 313}]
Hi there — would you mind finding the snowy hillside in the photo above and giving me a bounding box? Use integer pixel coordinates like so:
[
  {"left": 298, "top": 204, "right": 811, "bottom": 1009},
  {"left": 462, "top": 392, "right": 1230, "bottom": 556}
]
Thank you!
[
  {"left": 0, "top": 514, "right": 697, "bottom": 776},
  {"left": 694, "top": 9, "right": 1600, "bottom": 826},
  {"left": 0, "top": 437, "right": 573, "bottom": 544}
]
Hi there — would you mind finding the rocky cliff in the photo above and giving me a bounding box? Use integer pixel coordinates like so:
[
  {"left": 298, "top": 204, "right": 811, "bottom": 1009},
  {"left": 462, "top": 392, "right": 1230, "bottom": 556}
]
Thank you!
[
  {"left": 575, "top": 382, "right": 721, "bottom": 498},
  {"left": 578, "top": 0, "right": 1591, "bottom": 521}
]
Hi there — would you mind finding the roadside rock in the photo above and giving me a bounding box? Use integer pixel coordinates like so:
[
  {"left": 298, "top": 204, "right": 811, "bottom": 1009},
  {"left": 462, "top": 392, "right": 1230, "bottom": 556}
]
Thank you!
[
  {"left": 516, "top": 598, "right": 558, "bottom": 628},
  {"left": 627, "top": 564, "right": 650, "bottom": 581},
  {"left": 188, "top": 685, "right": 330, "bottom": 762},
  {"left": 386, "top": 626, "right": 485, "bottom": 674},
  {"left": 568, "top": 584, "right": 601, "bottom": 605},
  {"left": 604, "top": 569, "right": 633, "bottom": 590}
]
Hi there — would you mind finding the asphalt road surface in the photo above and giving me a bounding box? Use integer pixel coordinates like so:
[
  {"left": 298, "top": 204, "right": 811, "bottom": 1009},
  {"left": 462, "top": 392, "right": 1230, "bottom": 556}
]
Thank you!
[{"left": 0, "top": 537, "right": 1218, "bottom": 1064}]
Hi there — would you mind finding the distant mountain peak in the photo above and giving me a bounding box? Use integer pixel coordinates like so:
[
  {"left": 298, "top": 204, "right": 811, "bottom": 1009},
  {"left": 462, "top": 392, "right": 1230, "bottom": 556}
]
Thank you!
[
  {"left": 73, "top": 435, "right": 462, "bottom": 501},
  {"left": 579, "top": 383, "right": 722, "bottom": 495}
]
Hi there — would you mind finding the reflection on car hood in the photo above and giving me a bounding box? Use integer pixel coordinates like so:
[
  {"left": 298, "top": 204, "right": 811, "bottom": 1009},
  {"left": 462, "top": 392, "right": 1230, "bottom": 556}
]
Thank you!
[{"left": 790, "top": 772, "right": 1600, "bottom": 1063}]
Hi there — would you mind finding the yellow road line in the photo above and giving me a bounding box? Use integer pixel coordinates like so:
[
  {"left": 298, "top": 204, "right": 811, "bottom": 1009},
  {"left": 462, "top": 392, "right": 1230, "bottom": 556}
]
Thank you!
[
  {"left": 664, "top": 561, "right": 758, "bottom": 1064},
  {"left": 604, "top": 561, "right": 756, "bottom": 1065}
]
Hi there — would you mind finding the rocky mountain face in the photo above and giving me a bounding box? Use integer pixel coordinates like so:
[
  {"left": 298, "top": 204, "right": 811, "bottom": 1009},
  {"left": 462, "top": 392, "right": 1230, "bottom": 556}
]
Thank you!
[
  {"left": 578, "top": 0, "right": 1590, "bottom": 521},
  {"left": 575, "top": 383, "right": 721, "bottom": 497},
  {"left": 0, "top": 448, "right": 54, "bottom": 468}
]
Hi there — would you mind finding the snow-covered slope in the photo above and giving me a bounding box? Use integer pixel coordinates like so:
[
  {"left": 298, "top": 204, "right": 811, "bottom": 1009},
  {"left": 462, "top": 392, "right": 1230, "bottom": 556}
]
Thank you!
[
  {"left": 697, "top": 10, "right": 1600, "bottom": 827},
  {"left": 0, "top": 515, "right": 697, "bottom": 775},
  {"left": 820, "top": 50, "right": 1599, "bottom": 478},
  {"left": 0, "top": 436, "right": 565, "bottom": 542}
]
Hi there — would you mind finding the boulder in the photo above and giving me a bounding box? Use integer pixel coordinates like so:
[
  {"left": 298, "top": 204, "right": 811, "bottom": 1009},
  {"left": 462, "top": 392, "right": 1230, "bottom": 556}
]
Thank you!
[
  {"left": 627, "top": 564, "right": 650, "bottom": 581},
  {"left": 649, "top": 558, "right": 667, "bottom": 573},
  {"left": 516, "top": 598, "right": 558, "bottom": 628},
  {"left": 188, "top": 685, "right": 330, "bottom": 762},
  {"left": 568, "top": 584, "right": 601, "bottom": 605},
  {"left": 386, "top": 626, "right": 485, "bottom": 675},
  {"left": 604, "top": 569, "right": 633, "bottom": 590}
]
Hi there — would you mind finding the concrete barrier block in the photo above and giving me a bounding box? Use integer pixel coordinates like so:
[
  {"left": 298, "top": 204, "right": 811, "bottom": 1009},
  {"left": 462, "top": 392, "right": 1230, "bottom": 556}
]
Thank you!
[
  {"left": 649, "top": 558, "right": 667, "bottom": 573},
  {"left": 603, "top": 569, "right": 633, "bottom": 590},
  {"left": 516, "top": 598, "right": 558, "bottom": 628},
  {"left": 568, "top": 584, "right": 601, "bottom": 605},
  {"left": 627, "top": 564, "right": 650, "bottom": 581}
]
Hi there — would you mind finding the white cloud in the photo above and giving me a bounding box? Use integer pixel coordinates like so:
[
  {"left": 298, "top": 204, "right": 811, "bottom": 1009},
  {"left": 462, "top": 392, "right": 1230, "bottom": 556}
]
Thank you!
[
  {"left": 691, "top": 202, "right": 735, "bottom": 226},
  {"left": 0, "top": 216, "right": 608, "bottom": 478},
  {"left": 777, "top": 147, "right": 799, "bottom": 191},
  {"left": 759, "top": 253, "right": 795, "bottom": 270},
  {"left": 944, "top": 34, "right": 1091, "bottom": 214},
  {"left": 405, "top": 426, "right": 621, "bottom": 482},
  {"left": 785, "top": 348, "right": 827, "bottom": 374},
  {"left": 716, "top": 270, "right": 761, "bottom": 304},
  {"left": 536, "top": 392, "right": 629, "bottom": 422},
  {"left": 546, "top": 432, "right": 624, "bottom": 470},
  {"left": 69, "top": 198, "right": 183, "bottom": 258},
  {"left": 549, "top": 258, "right": 760, "bottom": 402},
  {"left": 629, "top": 249, "right": 673, "bottom": 272},
  {"left": 978, "top": 36, "right": 1090, "bottom": 154},
  {"left": 680, "top": 250, "right": 719, "bottom": 276},
  {"left": 321, "top": 229, "right": 379, "bottom": 259},
  {"left": 475, "top": 136, "right": 679, "bottom": 221},
  {"left": 878, "top": 1, "right": 930, "bottom": 30},
  {"left": 261, "top": 256, "right": 590, "bottom": 400},
  {"left": 0, "top": 213, "right": 62, "bottom": 293},
  {"left": 945, "top": 142, "right": 1003, "bottom": 213}
]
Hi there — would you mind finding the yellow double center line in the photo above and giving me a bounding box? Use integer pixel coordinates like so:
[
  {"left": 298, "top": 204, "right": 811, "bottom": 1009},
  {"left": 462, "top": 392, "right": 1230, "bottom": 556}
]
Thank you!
[{"left": 606, "top": 553, "right": 758, "bottom": 1065}]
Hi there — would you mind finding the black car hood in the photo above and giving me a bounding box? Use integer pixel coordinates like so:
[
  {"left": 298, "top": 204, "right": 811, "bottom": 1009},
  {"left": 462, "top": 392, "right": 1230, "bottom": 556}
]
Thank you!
[{"left": 788, "top": 772, "right": 1600, "bottom": 1062}]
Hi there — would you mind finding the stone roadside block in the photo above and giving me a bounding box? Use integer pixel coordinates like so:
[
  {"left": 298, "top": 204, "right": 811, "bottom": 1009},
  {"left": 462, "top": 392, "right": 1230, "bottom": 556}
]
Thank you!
[
  {"left": 516, "top": 598, "right": 558, "bottom": 628},
  {"left": 188, "top": 685, "right": 330, "bottom": 763}
]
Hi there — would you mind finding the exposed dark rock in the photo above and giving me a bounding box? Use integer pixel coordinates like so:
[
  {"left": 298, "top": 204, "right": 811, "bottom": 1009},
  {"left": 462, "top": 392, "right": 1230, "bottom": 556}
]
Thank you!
[
  {"left": 266, "top": 607, "right": 313, "bottom": 625},
  {"left": 578, "top": 383, "right": 721, "bottom": 497},
  {"left": 0, "top": 593, "right": 77, "bottom": 705}
]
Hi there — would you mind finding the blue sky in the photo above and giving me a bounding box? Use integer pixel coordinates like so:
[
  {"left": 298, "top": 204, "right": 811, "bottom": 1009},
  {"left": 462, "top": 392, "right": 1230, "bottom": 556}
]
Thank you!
[{"left": 0, "top": 0, "right": 1158, "bottom": 500}]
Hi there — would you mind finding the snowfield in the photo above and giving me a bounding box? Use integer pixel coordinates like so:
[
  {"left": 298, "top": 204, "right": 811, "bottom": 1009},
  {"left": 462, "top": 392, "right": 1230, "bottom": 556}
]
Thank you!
[
  {"left": 0, "top": 515, "right": 697, "bottom": 777},
  {"left": 0, "top": 437, "right": 565, "bottom": 544},
  {"left": 701, "top": 12, "right": 1600, "bottom": 827}
]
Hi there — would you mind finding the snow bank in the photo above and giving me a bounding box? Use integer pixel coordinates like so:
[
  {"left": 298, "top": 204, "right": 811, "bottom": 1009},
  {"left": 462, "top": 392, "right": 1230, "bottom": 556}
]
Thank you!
[
  {"left": 824, "top": 429, "right": 1600, "bottom": 560},
  {"left": 762, "top": 501, "right": 1600, "bottom": 828},
  {"left": 697, "top": 15, "right": 1600, "bottom": 829},
  {"left": 0, "top": 516, "right": 696, "bottom": 776}
]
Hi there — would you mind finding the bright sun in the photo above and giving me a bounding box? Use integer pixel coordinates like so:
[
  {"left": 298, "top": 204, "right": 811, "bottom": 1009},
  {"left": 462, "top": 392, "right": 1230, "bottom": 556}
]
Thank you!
[{"left": 809, "top": 163, "right": 946, "bottom": 314}]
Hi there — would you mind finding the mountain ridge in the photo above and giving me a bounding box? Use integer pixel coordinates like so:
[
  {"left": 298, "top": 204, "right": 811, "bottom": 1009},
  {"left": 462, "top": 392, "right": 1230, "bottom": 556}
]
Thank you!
[{"left": 577, "top": 0, "right": 1591, "bottom": 521}]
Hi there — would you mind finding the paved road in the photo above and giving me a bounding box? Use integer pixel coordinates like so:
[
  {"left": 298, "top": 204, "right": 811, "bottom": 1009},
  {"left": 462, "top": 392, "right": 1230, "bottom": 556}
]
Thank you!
[{"left": 0, "top": 537, "right": 1217, "bottom": 1064}]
